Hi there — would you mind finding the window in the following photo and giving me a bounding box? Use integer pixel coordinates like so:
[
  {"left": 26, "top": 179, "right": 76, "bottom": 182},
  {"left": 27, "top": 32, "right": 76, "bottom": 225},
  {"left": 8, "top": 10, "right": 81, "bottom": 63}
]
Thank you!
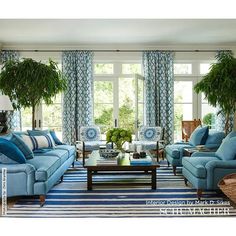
[
  {"left": 93, "top": 62, "right": 143, "bottom": 137},
  {"left": 174, "top": 64, "right": 192, "bottom": 75}
]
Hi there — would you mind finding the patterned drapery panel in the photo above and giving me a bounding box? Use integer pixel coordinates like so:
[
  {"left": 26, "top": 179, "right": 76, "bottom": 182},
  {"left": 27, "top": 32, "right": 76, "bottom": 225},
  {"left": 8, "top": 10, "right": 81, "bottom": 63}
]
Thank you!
[
  {"left": 62, "top": 51, "right": 93, "bottom": 144},
  {"left": 143, "top": 51, "right": 174, "bottom": 145},
  {"left": 0, "top": 50, "right": 21, "bottom": 131}
]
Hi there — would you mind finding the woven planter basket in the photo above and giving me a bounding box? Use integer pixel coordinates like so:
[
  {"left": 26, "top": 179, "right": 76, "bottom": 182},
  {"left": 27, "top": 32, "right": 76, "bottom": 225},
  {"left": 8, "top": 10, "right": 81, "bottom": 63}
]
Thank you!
[{"left": 218, "top": 173, "right": 236, "bottom": 204}]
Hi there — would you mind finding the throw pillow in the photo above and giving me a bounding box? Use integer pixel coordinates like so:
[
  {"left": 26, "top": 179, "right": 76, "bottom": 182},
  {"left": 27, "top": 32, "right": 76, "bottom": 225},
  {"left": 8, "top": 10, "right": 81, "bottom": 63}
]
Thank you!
[
  {"left": 11, "top": 134, "right": 34, "bottom": 159},
  {"left": 80, "top": 126, "right": 101, "bottom": 141},
  {"left": 27, "top": 129, "right": 55, "bottom": 147},
  {"left": 20, "top": 134, "right": 34, "bottom": 150},
  {"left": 0, "top": 138, "right": 26, "bottom": 164},
  {"left": 0, "top": 153, "right": 19, "bottom": 164},
  {"left": 223, "top": 131, "right": 236, "bottom": 142},
  {"left": 30, "top": 135, "right": 55, "bottom": 150},
  {"left": 49, "top": 130, "right": 64, "bottom": 145},
  {"left": 216, "top": 137, "right": 236, "bottom": 161},
  {"left": 189, "top": 126, "right": 209, "bottom": 146}
]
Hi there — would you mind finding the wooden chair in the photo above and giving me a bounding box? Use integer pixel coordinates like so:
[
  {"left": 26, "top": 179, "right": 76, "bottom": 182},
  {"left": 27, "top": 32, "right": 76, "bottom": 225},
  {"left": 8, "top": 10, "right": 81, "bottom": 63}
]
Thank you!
[{"left": 182, "top": 119, "right": 201, "bottom": 142}]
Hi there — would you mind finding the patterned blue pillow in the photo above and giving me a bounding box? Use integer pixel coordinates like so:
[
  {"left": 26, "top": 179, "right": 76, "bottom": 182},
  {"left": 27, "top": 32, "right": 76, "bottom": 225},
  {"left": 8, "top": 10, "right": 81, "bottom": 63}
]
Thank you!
[
  {"left": 11, "top": 133, "right": 34, "bottom": 159},
  {"left": 0, "top": 138, "right": 26, "bottom": 164},
  {"left": 139, "top": 126, "right": 162, "bottom": 141},
  {"left": 80, "top": 126, "right": 101, "bottom": 141}
]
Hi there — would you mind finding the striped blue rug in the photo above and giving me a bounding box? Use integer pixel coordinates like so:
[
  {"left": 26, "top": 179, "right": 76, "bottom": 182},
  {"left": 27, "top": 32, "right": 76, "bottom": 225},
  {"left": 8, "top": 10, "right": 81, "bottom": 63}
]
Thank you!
[{"left": 6, "top": 160, "right": 236, "bottom": 217}]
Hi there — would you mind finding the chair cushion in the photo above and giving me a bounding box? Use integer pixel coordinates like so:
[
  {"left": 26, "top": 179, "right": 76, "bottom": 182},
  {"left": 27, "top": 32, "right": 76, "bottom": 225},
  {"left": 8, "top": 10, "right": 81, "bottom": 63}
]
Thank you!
[
  {"left": 205, "top": 130, "right": 225, "bottom": 145},
  {"left": 27, "top": 155, "right": 61, "bottom": 181},
  {"left": 165, "top": 143, "right": 192, "bottom": 159},
  {"left": 182, "top": 156, "right": 220, "bottom": 178},
  {"left": 0, "top": 138, "right": 26, "bottom": 164},
  {"left": 216, "top": 137, "right": 236, "bottom": 161},
  {"left": 139, "top": 126, "right": 162, "bottom": 141},
  {"left": 83, "top": 140, "right": 107, "bottom": 151},
  {"left": 189, "top": 126, "right": 209, "bottom": 146},
  {"left": 132, "top": 140, "right": 164, "bottom": 150},
  {"left": 11, "top": 133, "right": 34, "bottom": 159},
  {"left": 55, "top": 145, "right": 75, "bottom": 157},
  {"left": 80, "top": 126, "right": 101, "bottom": 141},
  {"left": 224, "top": 131, "right": 236, "bottom": 142}
]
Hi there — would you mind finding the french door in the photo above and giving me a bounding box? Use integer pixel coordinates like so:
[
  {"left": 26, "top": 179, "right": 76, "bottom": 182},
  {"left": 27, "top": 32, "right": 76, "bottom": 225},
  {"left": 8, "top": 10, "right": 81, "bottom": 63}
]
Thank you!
[{"left": 94, "top": 73, "right": 144, "bottom": 139}]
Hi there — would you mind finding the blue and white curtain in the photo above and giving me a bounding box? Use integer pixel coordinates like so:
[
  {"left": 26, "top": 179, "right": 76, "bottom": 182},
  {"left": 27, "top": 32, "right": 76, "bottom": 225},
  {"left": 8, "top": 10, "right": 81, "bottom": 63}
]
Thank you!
[
  {"left": 214, "top": 50, "right": 234, "bottom": 133},
  {"left": 143, "top": 51, "right": 174, "bottom": 145},
  {"left": 0, "top": 50, "right": 21, "bottom": 131},
  {"left": 62, "top": 51, "right": 93, "bottom": 144}
]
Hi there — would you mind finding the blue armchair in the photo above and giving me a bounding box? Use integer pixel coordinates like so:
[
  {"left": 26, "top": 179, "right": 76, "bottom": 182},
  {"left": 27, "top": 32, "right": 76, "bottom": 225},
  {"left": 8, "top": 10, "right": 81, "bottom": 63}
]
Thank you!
[
  {"left": 165, "top": 126, "right": 225, "bottom": 175},
  {"left": 182, "top": 131, "right": 236, "bottom": 199}
]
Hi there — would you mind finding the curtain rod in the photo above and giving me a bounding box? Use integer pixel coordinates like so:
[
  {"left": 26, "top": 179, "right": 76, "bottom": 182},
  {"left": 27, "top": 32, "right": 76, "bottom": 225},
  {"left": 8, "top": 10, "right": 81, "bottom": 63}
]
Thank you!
[{"left": 1, "top": 49, "right": 221, "bottom": 53}]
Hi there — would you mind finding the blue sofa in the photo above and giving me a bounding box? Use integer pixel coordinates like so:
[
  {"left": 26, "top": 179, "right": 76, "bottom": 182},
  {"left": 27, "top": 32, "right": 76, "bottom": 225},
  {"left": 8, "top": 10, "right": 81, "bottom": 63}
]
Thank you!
[
  {"left": 182, "top": 131, "right": 236, "bottom": 199},
  {"left": 165, "top": 128, "right": 225, "bottom": 175},
  {"left": 0, "top": 132, "right": 76, "bottom": 206}
]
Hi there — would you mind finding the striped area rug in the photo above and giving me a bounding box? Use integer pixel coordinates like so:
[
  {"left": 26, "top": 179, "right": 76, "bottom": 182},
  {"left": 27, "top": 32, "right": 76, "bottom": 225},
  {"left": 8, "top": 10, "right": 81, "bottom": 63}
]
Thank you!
[{"left": 5, "top": 160, "right": 236, "bottom": 217}]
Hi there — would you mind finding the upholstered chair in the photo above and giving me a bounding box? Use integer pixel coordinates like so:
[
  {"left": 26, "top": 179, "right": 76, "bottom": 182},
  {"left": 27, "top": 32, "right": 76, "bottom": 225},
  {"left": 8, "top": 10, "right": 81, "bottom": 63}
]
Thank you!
[
  {"left": 165, "top": 126, "right": 225, "bottom": 175},
  {"left": 182, "top": 131, "right": 236, "bottom": 199},
  {"left": 76, "top": 125, "right": 109, "bottom": 165},
  {"left": 131, "top": 126, "right": 164, "bottom": 162}
]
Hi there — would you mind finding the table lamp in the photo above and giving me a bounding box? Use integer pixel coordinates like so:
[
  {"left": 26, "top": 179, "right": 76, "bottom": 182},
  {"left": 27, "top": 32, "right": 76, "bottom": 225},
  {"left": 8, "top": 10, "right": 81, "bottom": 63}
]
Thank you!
[{"left": 0, "top": 95, "right": 13, "bottom": 133}]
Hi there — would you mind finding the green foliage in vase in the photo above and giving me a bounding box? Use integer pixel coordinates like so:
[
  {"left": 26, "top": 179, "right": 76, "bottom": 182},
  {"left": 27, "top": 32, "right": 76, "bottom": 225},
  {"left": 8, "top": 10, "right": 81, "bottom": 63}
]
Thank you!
[
  {"left": 106, "top": 128, "right": 132, "bottom": 151},
  {"left": 194, "top": 51, "right": 236, "bottom": 134},
  {"left": 0, "top": 58, "right": 67, "bottom": 129}
]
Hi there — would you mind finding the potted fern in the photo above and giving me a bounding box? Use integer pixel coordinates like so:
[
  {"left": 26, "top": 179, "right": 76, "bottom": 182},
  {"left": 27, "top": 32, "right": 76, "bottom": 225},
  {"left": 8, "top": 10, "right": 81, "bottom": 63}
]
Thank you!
[
  {"left": 0, "top": 58, "right": 67, "bottom": 129},
  {"left": 194, "top": 51, "right": 236, "bottom": 134}
]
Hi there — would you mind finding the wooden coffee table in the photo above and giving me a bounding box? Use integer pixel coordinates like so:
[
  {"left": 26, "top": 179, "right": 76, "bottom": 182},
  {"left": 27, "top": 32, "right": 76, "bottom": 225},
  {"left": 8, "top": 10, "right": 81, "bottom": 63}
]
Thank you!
[{"left": 84, "top": 150, "right": 160, "bottom": 190}]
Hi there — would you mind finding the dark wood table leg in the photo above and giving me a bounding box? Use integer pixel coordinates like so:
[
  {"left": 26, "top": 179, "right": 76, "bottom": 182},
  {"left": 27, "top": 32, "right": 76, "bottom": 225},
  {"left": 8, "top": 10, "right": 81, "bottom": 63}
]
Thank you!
[
  {"left": 87, "top": 169, "right": 93, "bottom": 190},
  {"left": 151, "top": 169, "right": 157, "bottom": 190}
]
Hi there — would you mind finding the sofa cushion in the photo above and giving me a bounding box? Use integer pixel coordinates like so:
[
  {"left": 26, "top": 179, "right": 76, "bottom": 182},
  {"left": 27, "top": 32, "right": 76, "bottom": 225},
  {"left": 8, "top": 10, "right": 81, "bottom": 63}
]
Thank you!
[
  {"left": 189, "top": 126, "right": 209, "bottom": 146},
  {"left": 11, "top": 133, "right": 34, "bottom": 159},
  {"left": 27, "top": 155, "right": 61, "bottom": 181},
  {"left": 182, "top": 156, "right": 220, "bottom": 178},
  {"left": 216, "top": 137, "right": 236, "bottom": 161},
  {"left": 0, "top": 138, "right": 26, "bottom": 164},
  {"left": 36, "top": 149, "right": 69, "bottom": 165},
  {"left": 55, "top": 145, "right": 75, "bottom": 157},
  {"left": 165, "top": 143, "right": 192, "bottom": 159}
]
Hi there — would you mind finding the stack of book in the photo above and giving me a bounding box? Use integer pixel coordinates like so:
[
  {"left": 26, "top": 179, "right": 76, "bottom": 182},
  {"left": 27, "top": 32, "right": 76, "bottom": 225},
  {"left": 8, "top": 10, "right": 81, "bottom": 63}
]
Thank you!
[
  {"left": 96, "top": 158, "right": 118, "bottom": 166},
  {"left": 130, "top": 156, "right": 152, "bottom": 166}
]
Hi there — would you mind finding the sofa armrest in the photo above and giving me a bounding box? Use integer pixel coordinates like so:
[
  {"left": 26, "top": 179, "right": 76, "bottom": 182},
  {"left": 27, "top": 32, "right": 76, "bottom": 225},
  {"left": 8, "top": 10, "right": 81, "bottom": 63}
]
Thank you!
[
  {"left": 191, "top": 152, "right": 216, "bottom": 157},
  {"left": 175, "top": 141, "right": 190, "bottom": 145},
  {"left": 0, "top": 163, "right": 35, "bottom": 174},
  {"left": 0, "top": 163, "right": 36, "bottom": 196},
  {"left": 206, "top": 160, "right": 236, "bottom": 189}
]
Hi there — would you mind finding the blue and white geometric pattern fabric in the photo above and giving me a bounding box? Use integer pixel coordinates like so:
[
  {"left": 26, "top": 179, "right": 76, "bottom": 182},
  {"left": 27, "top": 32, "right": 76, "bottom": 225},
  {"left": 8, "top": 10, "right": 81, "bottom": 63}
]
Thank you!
[
  {"left": 80, "top": 126, "right": 101, "bottom": 141},
  {"left": 142, "top": 51, "right": 174, "bottom": 145},
  {"left": 0, "top": 50, "right": 21, "bottom": 131},
  {"left": 139, "top": 126, "right": 162, "bottom": 141},
  {"left": 62, "top": 51, "right": 94, "bottom": 144}
]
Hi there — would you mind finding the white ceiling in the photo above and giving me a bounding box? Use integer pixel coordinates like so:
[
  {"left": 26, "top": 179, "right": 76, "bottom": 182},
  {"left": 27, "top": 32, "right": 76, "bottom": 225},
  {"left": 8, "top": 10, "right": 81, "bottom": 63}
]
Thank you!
[{"left": 0, "top": 19, "right": 236, "bottom": 46}]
